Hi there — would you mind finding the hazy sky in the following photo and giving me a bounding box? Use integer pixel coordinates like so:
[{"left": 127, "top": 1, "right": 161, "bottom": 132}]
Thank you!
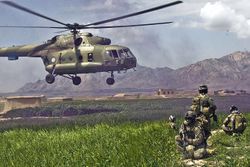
[{"left": 0, "top": 0, "right": 250, "bottom": 92}]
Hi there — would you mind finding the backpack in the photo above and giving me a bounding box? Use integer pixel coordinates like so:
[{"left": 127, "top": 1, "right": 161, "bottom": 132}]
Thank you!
[
  {"left": 231, "top": 113, "right": 247, "bottom": 133},
  {"left": 191, "top": 95, "right": 216, "bottom": 119}
]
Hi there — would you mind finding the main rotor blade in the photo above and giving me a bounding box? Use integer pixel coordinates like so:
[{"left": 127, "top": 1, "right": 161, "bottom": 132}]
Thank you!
[
  {"left": 1, "top": 1, "right": 68, "bottom": 26},
  {"left": 54, "top": 29, "right": 70, "bottom": 34},
  {"left": 0, "top": 25, "right": 67, "bottom": 29},
  {"left": 83, "top": 21, "right": 173, "bottom": 29},
  {"left": 84, "top": 1, "right": 183, "bottom": 26}
]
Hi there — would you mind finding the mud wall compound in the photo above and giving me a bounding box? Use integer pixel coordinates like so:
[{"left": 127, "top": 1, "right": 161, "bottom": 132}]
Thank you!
[{"left": 2, "top": 96, "right": 45, "bottom": 113}]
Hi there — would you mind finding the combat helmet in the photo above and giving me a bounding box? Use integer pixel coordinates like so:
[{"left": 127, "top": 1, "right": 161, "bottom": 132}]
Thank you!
[
  {"left": 169, "top": 115, "right": 176, "bottom": 122},
  {"left": 230, "top": 105, "right": 238, "bottom": 112},
  {"left": 184, "top": 111, "right": 197, "bottom": 124},
  {"left": 199, "top": 85, "right": 208, "bottom": 94}
]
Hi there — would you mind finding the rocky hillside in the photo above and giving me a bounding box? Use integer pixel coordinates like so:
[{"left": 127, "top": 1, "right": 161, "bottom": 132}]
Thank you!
[
  {"left": 18, "top": 51, "right": 250, "bottom": 94},
  {"left": 168, "top": 51, "right": 250, "bottom": 90}
]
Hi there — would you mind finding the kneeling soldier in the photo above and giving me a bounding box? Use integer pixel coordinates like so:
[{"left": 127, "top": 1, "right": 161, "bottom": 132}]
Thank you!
[
  {"left": 175, "top": 111, "right": 208, "bottom": 159},
  {"left": 222, "top": 105, "right": 247, "bottom": 135}
]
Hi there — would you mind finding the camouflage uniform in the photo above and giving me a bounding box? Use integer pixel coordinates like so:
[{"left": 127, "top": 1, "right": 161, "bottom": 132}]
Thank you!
[
  {"left": 175, "top": 111, "right": 208, "bottom": 159},
  {"left": 190, "top": 85, "right": 217, "bottom": 139},
  {"left": 190, "top": 94, "right": 217, "bottom": 122},
  {"left": 222, "top": 106, "right": 247, "bottom": 135}
]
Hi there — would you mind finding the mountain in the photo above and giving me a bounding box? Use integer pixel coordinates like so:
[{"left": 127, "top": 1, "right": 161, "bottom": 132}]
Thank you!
[
  {"left": 18, "top": 51, "right": 250, "bottom": 94},
  {"left": 168, "top": 51, "right": 250, "bottom": 90},
  {"left": 18, "top": 65, "right": 174, "bottom": 94}
]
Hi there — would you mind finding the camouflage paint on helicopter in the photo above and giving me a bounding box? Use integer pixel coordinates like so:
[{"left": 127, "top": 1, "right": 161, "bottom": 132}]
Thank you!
[
  {"left": 0, "top": 1, "right": 182, "bottom": 85},
  {"left": 0, "top": 32, "right": 137, "bottom": 85}
]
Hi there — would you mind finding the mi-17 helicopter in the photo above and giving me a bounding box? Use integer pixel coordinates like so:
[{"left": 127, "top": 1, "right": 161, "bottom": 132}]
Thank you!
[{"left": 0, "top": 1, "right": 182, "bottom": 86}]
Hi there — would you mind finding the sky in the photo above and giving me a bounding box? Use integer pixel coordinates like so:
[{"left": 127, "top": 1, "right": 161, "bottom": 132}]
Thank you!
[{"left": 0, "top": 0, "right": 250, "bottom": 92}]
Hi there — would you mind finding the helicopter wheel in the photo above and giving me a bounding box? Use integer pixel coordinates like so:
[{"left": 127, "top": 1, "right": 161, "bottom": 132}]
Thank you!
[
  {"left": 106, "top": 77, "right": 115, "bottom": 85},
  {"left": 72, "top": 76, "right": 81, "bottom": 85},
  {"left": 45, "top": 74, "right": 55, "bottom": 84}
]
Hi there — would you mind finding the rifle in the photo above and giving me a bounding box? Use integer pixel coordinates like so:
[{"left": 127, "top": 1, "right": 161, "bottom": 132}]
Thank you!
[
  {"left": 210, "top": 105, "right": 218, "bottom": 123},
  {"left": 212, "top": 113, "right": 218, "bottom": 122}
]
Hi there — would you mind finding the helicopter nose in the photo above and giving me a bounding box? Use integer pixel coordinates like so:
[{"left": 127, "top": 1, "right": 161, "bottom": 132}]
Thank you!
[{"left": 124, "top": 57, "right": 137, "bottom": 69}]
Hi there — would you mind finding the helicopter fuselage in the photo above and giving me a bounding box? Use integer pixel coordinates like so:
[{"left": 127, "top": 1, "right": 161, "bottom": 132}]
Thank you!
[
  {"left": 43, "top": 44, "right": 137, "bottom": 75},
  {"left": 0, "top": 33, "right": 137, "bottom": 85}
]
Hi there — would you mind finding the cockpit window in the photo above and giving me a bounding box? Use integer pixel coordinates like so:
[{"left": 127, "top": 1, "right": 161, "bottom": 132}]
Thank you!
[
  {"left": 118, "top": 50, "right": 126, "bottom": 58},
  {"left": 85, "top": 33, "right": 93, "bottom": 37},
  {"left": 123, "top": 49, "right": 134, "bottom": 57},
  {"left": 106, "top": 50, "right": 119, "bottom": 58},
  {"left": 127, "top": 50, "right": 134, "bottom": 57},
  {"left": 47, "top": 36, "right": 58, "bottom": 44}
]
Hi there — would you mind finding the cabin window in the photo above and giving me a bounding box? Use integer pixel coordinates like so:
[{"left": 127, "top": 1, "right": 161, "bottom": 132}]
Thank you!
[
  {"left": 105, "top": 50, "right": 120, "bottom": 58},
  {"left": 88, "top": 53, "right": 94, "bottom": 62},
  {"left": 111, "top": 50, "right": 118, "bottom": 58},
  {"left": 105, "top": 51, "right": 112, "bottom": 57},
  {"left": 51, "top": 57, "right": 56, "bottom": 63}
]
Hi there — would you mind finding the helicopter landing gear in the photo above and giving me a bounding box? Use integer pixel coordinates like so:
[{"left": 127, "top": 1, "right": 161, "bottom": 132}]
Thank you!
[
  {"left": 60, "top": 74, "right": 82, "bottom": 85},
  {"left": 46, "top": 61, "right": 57, "bottom": 84},
  {"left": 106, "top": 72, "right": 115, "bottom": 85},
  {"left": 106, "top": 78, "right": 115, "bottom": 85},
  {"left": 72, "top": 76, "right": 81, "bottom": 85},
  {"left": 45, "top": 74, "right": 55, "bottom": 84}
]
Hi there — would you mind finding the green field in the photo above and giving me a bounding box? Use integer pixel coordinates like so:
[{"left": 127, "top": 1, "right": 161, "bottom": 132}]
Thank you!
[
  {"left": 0, "top": 99, "right": 249, "bottom": 166},
  {"left": 0, "top": 122, "right": 180, "bottom": 167}
]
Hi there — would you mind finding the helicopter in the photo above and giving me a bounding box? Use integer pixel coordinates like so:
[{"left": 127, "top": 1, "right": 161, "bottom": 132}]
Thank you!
[{"left": 0, "top": 1, "right": 183, "bottom": 86}]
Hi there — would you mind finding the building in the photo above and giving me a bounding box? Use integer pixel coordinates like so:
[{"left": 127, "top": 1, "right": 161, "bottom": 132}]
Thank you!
[
  {"left": 156, "top": 89, "right": 175, "bottom": 96},
  {"left": 1, "top": 96, "right": 45, "bottom": 113},
  {"left": 214, "top": 89, "right": 247, "bottom": 96}
]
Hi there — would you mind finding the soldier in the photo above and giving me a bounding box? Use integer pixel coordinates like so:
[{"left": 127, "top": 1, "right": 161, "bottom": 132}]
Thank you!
[
  {"left": 222, "top": 105, "right": 247, "bottom": 135},
  {"left": 191, "top": 85, "right": 217, "bottom": 122},
  {"left": 175, "top": 111, "right": 208, "bottom": 159},
  {"left": 190, "top": 85, "right": 217, "bottom": 139},
  {"left": 169, "top": 115, "right": 177, "bottom": 130}
]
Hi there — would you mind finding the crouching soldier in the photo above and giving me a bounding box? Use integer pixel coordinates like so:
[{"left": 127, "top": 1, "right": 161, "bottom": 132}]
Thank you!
[
  {"left": 222, "top": 105, "right": 247, "bottom": 135},
  {"left": 175, "top": 111, "right": 208, "bottom": 159}
]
